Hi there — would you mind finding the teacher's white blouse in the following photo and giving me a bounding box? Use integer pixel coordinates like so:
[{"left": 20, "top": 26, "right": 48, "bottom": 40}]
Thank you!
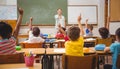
[{"left": 54, "top": 14, "right": 65, "bottom": 29}]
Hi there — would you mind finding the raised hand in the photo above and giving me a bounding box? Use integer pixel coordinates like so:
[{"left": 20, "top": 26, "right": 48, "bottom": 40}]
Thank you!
[
  {"left": 77, "top": 14, "right": 82, "bottom": 22},
  {"left": 30, "top": 17, "right": 33, "bottom": 21},
  {"left": 58, "top": 24, "right": 61, "bottom": 28},
  {"left": 18, "top": 8, "right": 23, "bottom": 15},
  {"left": 86, "top": 19, "right": 89, "bottom": 23}
]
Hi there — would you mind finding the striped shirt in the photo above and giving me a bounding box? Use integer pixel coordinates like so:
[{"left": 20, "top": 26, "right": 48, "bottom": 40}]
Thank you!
[{"left": 0, "top": 37, "right": 16, "bottom": 55}]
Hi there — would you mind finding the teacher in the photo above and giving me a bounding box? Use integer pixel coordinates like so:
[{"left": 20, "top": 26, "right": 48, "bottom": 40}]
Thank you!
[{"left": 54, "top": 8, "right": 66, "bottom": 29}]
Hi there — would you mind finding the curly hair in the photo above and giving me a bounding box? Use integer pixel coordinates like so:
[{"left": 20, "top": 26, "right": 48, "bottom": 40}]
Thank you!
[
  {"left": 67, "top": 26, "right": 80, "bottom": 41},
  {"left": 99, "top": 27, "right": 109, "bottom": 39},
  {"left": 0, "top": 22, "right": 12, "bottom": 39},
  {"left": 32, "top": 27, "right": 40, "bottom": 37}
]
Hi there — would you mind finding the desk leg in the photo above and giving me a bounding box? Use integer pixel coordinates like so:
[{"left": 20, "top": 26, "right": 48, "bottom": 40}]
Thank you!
[
  {"left": 58, "top": 55, "right": 60, "bottom": 69},
  {"left": 42, "top": 55, "right": 49, "bottom": 69},
  {"left": 50, "top": 43, "right": 53, "bottom": 48},
  {"left": 49, "top": 55, "right": 54, "bottom": 69}
]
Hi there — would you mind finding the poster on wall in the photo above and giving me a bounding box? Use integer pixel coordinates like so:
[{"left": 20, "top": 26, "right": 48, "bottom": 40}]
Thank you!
[{"left": 0, "top": 5, "right": 17, "bottom": 20}]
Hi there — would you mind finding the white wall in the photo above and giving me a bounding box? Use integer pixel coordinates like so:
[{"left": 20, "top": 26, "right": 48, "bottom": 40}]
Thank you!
[{"left": 1, "top": 0, "right": 119, "bottom": 36}]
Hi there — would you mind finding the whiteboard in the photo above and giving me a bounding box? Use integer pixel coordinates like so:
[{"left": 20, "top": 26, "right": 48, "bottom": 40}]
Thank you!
[
  {"left": 0, "top": 6, "right": 17, "bottom": 20},
  {"left": 68, "top": 5, "right": 98, "bottom": 24}
]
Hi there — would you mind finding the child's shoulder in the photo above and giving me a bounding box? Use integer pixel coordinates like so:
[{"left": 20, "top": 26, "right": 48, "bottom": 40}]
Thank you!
[{"left": 110, "top": 42, "right": 120, "bottom": 48}]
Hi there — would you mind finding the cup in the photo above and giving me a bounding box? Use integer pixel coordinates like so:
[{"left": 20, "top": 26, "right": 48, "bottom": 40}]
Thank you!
[{"left": 24, "top": 56, "right": 34, "bottom": 67}]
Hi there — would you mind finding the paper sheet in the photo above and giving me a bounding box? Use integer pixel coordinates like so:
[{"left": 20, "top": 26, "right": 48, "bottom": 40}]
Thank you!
[{"left": 54, "top": 48, "right": 65, "bottom": 53}]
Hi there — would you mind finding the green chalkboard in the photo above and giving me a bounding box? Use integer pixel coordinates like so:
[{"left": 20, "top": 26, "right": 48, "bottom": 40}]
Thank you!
[{"left": 17, "top": 0, "right": 67, "bottom": 25}]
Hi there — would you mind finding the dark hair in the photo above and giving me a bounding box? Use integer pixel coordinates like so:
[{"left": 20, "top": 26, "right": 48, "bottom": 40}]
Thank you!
[
  {"left": 88, "top": 24, "right": 93, "bottom": 31},
  {"left": 32, "top": 27, "right": 40, "bottom": 37},
  {"left": 99, "top": 27, "right": 109, "bottom": 39},
  {"left": 0, "top": 22, "right": 12, "bottom": 39},
  {"left": 67, "top": 26, "right": 80, "bottom": 41},
  {"left": 115, "top": 28, "right": 120, "bottom": 41},
  {"left": 57, "top": 8, "right": 62, "bottom": 11}
]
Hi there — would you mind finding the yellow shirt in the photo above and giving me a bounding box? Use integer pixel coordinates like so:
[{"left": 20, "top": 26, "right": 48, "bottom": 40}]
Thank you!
[{"left": 65, "top": 37, "right": 84, "bottom": 56}]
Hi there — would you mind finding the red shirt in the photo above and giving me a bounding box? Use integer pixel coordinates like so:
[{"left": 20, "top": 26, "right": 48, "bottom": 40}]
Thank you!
[
  {"left": 64, "top": 36, "right": 69, "bottom": 41},
  {"left": 0, "top": 37, "right": 16, "bottom": 55},
  {"left": 55, "top": 33, "right": 64, "bottom": 39}
]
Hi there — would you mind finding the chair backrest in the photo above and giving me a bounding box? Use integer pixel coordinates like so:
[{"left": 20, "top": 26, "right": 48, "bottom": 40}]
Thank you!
[
  {"left": 0, "top": 53, "right": 24, "bottom": 64},
  {"left": 58, "top": 42, "right": 65, "bottom": 48},
  {"left": 96, "top": 38, "right": 112, "bottom": 47},
  {"left": 62, "top": 54, "right": 97, "bottom": 69},
  {"left": 116, "top": 54, "right": 120, "bottom": 68},
  {"left": 21, "top": 42, "right": 43, "bottom": 48}
]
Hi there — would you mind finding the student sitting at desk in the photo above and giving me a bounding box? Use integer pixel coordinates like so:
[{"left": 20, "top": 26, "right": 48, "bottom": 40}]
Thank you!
[
  {"left": 0, "top": 8, "right": 23, "bottom": 54},
  {"left": 65, "top": 15, "right": 84, "bottom": 56},
  {"left": 55, "top": 26, "right": 66, "bottom": 39},
  {"left": 25, "top": 17, "right": 45, "bottom": 43},
  {"left": 98, "top": 16, "right": 110, "bottom": 39},
  {"left": 57, "top": 24, "right": 69, "bottom": 41},
  {"left": 104, "top": 28, "right": 120, "bottom": 69},
  {"left": 85, "top": 19, "right": 93, "bottom": 37}
]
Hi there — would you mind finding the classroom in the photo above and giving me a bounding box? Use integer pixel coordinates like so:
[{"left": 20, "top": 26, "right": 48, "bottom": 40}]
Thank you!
[{"left": 0, "top": 0, "right": 120, "bottom": 69}]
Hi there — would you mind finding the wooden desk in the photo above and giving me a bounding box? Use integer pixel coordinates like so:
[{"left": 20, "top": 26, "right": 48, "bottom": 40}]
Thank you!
[
  {"left": 0, "top": 63, "right": 41, "bottom": 69},
  {"left": 18, "top": 34, "right": 29, "bottom": 38},
  {"left": 16, "top": 48, "right": 110, "bottom": 69},
  {"left": 17, "top": 48, "right": 96, "bottom": 55},
  {"left": 17, "top": 48, "right": 45, "bottom": 55}
]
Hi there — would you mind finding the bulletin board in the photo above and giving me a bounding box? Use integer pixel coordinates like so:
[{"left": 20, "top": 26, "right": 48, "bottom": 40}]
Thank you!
[{"left": 110, "top": 0, "right": 120, "bottom": 22}]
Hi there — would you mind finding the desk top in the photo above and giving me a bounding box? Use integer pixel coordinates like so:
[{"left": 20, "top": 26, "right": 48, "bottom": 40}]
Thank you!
[
  {"left": 0, "top": 63, "right": 41, "bottom": 69},
  {"left": 17, "top": 48, "right": 45, "bottom": 55},
  {"left": 17, "top": 48, "right": 96, "bottom": 55}
]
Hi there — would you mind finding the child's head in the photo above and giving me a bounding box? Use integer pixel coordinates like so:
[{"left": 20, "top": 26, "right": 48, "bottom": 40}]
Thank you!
[
  {"left": 32, "top": 27, "right": 40, "bottom": 37},
  {"left": 57, "top": 8, "right": 62, "bottom": 15},
  {"left": 99, "top": 27, "right": 109, "bottom": 39},
  {"left": 115, "top": 28, "right": 120, "bottom": 42},
  {"left": 0, "top": 22, "right": 12, "bottom": 39},
  {"left": 67, "top": 26, "right": 80, "bottom": 41},
  {"left": 88, "top": 24, "right": 93, "bottom": 31}
]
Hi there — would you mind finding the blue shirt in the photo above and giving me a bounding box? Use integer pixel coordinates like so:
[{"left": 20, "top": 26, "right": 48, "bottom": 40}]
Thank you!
[
  {"left": 85, "top": 28, "right": 93, "bottom": 36},
  {"left": 110, "top": 42, "right": 120, "bottom": 69},
  {"left": 86, "top": 28, "right": 90, "bottom": 34}
]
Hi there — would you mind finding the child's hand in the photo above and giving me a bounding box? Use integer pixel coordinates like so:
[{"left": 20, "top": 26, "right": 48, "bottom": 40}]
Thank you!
[
  {"left": 18, "top": 8, "right": 23, "bottom": 15},
  {"left": 30, "top": 17, "right": 33, "bottom": 21},
  {"left": 77, "top": 15, "right": 82, "bottom": 22},
  {"left": 58, "top": 24, "right": 61, "bottom": 28},
  {"left": 86, "top": 19, "right": 88, "bottom": 22},
  {"left": 26, "top": 21, "right": 29, "bottom": 25}
]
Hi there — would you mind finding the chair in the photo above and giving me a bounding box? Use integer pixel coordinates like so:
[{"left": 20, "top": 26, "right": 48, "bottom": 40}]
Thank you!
[
  {"left": 62, "top": 54, "right": 97, "bottom": 69},
  {"left": 58, "top": 42, "right": 65, "bottom": 48},
  {"left": 96, "top": 38, "right": 113, "bottom": 47},
  {"left": 0, "top": 53, "right": 24, "bottom": 64},
  {"left": 20, "top": 42, "right": 43, "bottom": 48}
]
